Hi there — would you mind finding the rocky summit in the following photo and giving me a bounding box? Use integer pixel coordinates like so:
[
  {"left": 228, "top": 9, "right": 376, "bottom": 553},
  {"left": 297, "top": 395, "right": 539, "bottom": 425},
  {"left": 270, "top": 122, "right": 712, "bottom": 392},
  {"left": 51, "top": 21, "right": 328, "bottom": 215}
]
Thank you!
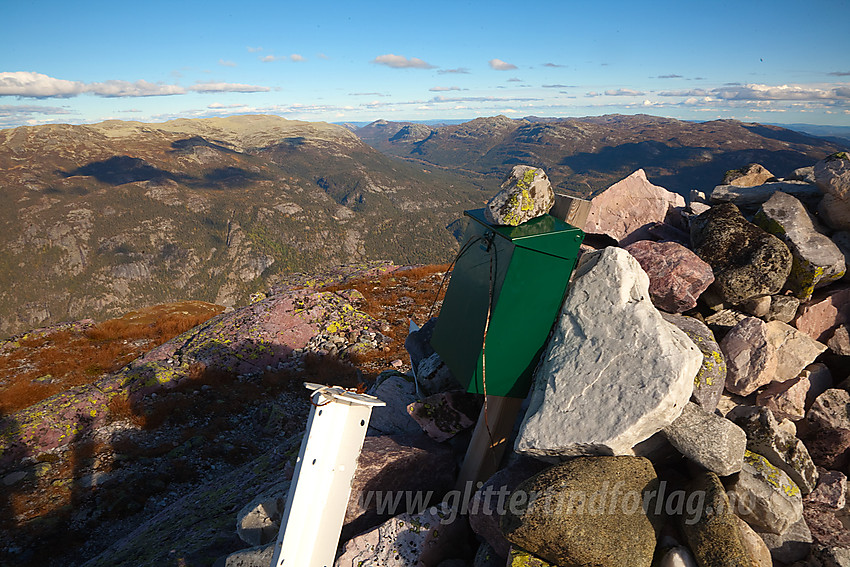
[{"left": 3, "top": 151, "right": 850, "bottom": 567}]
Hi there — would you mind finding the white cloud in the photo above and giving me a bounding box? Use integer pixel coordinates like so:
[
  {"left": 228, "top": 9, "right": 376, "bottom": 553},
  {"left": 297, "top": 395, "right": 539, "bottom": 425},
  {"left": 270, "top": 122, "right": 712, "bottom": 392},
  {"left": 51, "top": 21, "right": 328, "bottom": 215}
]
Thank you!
[
  {"left": 429, "top": 86, "right": 462, "bottom": 92},
  {"left": 489, "top": 59, "right": 517, "bottom": 71},
  {"left": 208, "top": 102, "right": 248, "bottom": 109},
  {"left": 543, "top": 63, "right": 564, "bottom": 68},
  {"left": 0, "top": 72, "right": 85, "bottom": 98},
  {"left": 218, "top": 59, "right": 237, "bottom": 67},
  {"left": 604, "top": 88, "right": 646, "bottom": 96},
  {"left": 247, "top": 46, "right": 263, "bottom": 52},
  {"left": 0, "top": 72, "right": 271, "bottom": 99},
  {"left": 317, "top": 53, "right": 329, "bottom": 60},
  {"left": 190, "top": 82, "right": 270, "bottom": 93},
  {"left": 260, "top": 55, "right": 285, "bottom": 62},
  {"left": 438, "top": 67, "right": 470, "bottom": 75},
  {"left": 290, "top": 54, "right": 305, "bottom": 62},
  {"left": 372, "top": 54, "right": 435, "bottom": 69},
  {"left": 88, "top": 80, "right": 186, "bottom": 97}
]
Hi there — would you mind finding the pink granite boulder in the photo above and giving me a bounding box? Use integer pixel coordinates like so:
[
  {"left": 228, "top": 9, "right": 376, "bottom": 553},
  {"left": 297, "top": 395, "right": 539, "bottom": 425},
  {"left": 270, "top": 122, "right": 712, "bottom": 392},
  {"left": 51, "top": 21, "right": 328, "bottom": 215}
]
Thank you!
[
  {"left": 583, "top": 169, "right": 685, "bottom": 246},
  {"left": 625, "top": 240, "right": 714, "bottom": 313}
]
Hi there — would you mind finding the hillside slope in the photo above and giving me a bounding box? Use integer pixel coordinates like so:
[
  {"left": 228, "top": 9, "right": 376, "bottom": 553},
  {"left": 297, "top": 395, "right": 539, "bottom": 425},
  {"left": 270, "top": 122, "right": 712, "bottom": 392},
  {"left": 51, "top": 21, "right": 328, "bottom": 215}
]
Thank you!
[
  {"left": 0, "top": 115, "right": 489, "bottom": 335},
  {"left": 356, "top": 114, "right": 848, "bottom": 196}
]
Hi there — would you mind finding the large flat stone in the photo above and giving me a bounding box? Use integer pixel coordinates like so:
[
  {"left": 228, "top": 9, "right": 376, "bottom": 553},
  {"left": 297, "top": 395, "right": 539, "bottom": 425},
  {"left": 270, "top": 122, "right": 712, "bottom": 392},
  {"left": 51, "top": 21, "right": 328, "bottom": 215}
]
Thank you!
[
  {"left": 765, "top": 320, "right": 828, "bottom": 383},
  {"left": 794, "top": 285, "right": 850, "bottom": 342},
  {"left": 515, "top": 247, "right": 701, "bottom": 457},
  {"left": 584, "top": 169, "right": 685, "bottom": 246},
  {"left": 708, "top": 180, "right": 822, "bottom": 207}
]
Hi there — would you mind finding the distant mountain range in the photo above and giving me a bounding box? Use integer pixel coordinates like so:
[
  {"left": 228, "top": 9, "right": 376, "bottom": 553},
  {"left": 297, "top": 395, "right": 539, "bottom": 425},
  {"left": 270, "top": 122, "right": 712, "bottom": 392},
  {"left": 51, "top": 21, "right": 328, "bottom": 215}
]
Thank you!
[
  {"left": 0, "top": 113, "right": 845, "bottom": 335},
  {"left": 354, "top": 114, "right": 848, "bottom": 196}
]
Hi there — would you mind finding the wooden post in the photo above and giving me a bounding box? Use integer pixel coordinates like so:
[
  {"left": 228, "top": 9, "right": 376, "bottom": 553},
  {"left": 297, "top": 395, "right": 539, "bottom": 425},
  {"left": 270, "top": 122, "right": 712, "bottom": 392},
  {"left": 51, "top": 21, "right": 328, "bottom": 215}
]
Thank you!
[{"left": 454, "top": 198, "right": 590, "bottom": 492}]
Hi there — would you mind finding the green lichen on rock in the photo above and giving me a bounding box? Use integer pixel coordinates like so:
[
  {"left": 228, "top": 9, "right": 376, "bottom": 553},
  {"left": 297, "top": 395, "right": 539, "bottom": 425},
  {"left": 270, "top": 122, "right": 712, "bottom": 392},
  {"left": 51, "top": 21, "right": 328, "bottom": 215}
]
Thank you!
[{"left": 744, "top": 450, "right": 801, "bottom": 497}]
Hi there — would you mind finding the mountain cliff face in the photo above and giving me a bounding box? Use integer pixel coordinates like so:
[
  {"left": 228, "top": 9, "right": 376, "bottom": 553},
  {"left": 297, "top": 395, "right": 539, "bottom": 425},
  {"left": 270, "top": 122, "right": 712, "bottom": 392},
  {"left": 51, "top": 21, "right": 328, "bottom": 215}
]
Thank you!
[
  {"left": 0, "top": 115, "right": 489, "bottom": 335},
  {"left": 356, "top": 114, "right": 848, "bottom": 196}
]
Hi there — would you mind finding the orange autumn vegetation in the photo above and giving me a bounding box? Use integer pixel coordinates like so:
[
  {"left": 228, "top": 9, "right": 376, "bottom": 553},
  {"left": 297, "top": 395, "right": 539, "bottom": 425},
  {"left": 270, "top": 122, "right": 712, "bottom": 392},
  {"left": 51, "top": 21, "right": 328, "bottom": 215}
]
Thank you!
[{"left": 0, "top": 302, "right": 224, "bottom": 415}]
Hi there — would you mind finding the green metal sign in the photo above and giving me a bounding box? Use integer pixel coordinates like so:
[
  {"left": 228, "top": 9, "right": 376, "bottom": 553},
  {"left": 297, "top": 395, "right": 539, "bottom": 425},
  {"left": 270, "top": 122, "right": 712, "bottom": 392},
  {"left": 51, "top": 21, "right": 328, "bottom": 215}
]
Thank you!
[{"left": 431, "top": 209, "right": 584, "bottom": 399}]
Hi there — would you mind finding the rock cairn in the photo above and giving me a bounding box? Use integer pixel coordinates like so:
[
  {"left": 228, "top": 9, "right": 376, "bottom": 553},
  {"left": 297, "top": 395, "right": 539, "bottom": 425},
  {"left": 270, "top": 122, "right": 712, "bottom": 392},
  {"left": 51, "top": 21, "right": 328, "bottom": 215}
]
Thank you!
[{"left": 48, "top": 156, "right": 850, "bottom": 567}]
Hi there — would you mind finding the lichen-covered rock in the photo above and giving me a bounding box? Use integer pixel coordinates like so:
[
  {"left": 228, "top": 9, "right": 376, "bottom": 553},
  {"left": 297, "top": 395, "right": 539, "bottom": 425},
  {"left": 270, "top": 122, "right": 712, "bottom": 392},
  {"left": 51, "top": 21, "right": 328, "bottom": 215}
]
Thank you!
[
  {"left": 720, "top": 317, "right": 778, "bottom": 396},
  {"left": 406, "top": 390, "right": 479, "bottom": 442},
  {"left": 691, "top": 202, "right": 793, "bottom": 305},
  {"left": 725, "top": 450, "right": 803, "bottom": 535},
  {"left": 484, "top": 165, "right": 554, "bottom": 226},
  {"left": 723, "top": 163, "right": 775, "bottom": 187},
  {"left": 680, "top": 471, "right": 754, "bottom": 567},
  {"left": 501, "top": 456, "right": 661, "bottom": 567},
  {"left": 662, "top": 402, "right": 746, "bottom": 475},
  {"left": 415, "top": 352, "right": 461, "bottom": 396},
  {"left": 507, "top": 547, "right": 553, "bottom": 566},
  {"left": 334, "top": 503, "right": 467, "bottom": 567},
  {"left": 726, "top": 405, "right": 818, "bottom": 495},
  {"left": 584, "top": 169, "right": 685, "bottom": 245},
  {"left": 516, "top": 247, "right": 700, "bottom": 457},
  {"left": 755, "top": 192, "right": 846, "bottom": 298},
  {"left": 661, "top": 313, "right": 726, "bottom": 411},
  {"left": 625, "top": 240, "right": 715, "bottom": 313},
  {"left": 833, "top": 231, "right": 850, "bottom": 282}
]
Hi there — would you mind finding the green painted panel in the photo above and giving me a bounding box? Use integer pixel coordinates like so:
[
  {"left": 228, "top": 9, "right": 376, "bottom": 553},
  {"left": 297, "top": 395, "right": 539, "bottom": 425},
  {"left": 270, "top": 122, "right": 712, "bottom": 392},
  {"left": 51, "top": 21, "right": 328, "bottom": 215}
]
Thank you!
[{"left": 430, "top": 209, "right": 584, "bottom": 398}]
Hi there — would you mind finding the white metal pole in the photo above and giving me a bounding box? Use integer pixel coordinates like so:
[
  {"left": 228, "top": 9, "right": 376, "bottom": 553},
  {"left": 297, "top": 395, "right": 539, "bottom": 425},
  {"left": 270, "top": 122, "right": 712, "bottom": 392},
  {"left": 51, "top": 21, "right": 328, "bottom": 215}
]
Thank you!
[{"left": 269, "top": 382, "right": 385, "bottom": 567}]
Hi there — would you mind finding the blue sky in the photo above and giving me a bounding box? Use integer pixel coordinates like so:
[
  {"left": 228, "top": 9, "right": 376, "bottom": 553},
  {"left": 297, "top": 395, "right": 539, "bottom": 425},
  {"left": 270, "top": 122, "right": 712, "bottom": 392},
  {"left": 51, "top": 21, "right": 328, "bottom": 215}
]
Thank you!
[{"left": 1, "top": 0, "right": 848, "bottom": 129}]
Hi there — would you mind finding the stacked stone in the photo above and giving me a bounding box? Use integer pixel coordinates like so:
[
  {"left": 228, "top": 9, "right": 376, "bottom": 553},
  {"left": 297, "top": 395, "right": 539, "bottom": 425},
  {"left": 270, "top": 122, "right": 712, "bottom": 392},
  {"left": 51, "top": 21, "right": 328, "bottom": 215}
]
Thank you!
[{"left": 219, "top": 161, "right": 850, "bottom": 567}]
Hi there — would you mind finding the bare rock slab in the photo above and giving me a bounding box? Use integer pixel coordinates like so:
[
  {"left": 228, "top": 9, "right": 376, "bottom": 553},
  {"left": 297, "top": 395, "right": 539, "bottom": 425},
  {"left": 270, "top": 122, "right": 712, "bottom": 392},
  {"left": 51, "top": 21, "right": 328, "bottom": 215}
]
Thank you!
[
  {"left": 584, "top": 169, "right": 685, "bottom": 245},
  {"left": 765, "top": 320, "right": 828, "bottom": 381},
  {"left": 708, "top": 180, "right": 822, "bottom": 208},
  {"left": 690, "top": 202, "right": 793, "bottom": 305},
  {"left": 756, "top": 517, "right": 813, "bottom": 564},
  {"left": 755, "top": 191, "right": 846, "bottom": 298},
  {"left": 515, "top": 247, "right": 701, "bottom": 458},
  {"left": 484, "top": 165, "right": 554, "bottom": 226},
  {"left": 662, "top": 402, "right": 746, "bottom": 476},
  {"left": 625, "top": 240, "right": 715, "bottom": 313}
]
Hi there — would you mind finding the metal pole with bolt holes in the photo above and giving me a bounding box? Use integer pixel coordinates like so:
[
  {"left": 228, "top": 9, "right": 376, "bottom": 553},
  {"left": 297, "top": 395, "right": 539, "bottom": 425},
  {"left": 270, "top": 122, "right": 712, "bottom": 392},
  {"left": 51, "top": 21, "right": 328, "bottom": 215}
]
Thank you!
[{"left": 269, "top": 383, "right": 385, "bottom": 567}]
